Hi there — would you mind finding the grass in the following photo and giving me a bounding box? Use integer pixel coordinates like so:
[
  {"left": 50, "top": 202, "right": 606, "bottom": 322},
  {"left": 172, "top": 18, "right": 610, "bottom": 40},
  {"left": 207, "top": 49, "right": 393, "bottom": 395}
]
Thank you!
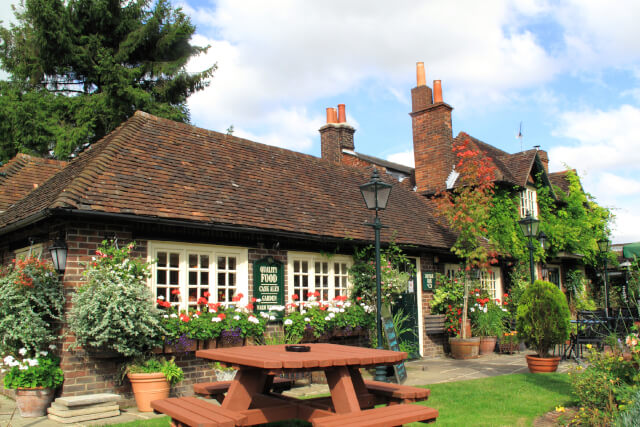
[
  {"left": 408, "top": 373, "right": 574, "bottom": 427},
  {"left": 110, "top": 373, "right": 574, "bottom": 426}
]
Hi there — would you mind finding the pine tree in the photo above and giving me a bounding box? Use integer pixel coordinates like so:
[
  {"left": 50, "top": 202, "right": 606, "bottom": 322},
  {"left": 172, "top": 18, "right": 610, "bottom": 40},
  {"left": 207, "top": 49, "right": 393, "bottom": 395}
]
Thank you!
[{"left": 0, "top": 0, "right": 215, "bottom": 161}]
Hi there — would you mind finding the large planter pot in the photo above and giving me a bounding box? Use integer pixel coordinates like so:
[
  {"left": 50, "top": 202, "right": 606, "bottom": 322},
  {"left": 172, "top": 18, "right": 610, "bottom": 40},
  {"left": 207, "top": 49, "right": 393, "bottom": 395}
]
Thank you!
[
  {"left": 525, "top": 355, "right": 561, "bottom": 373},
  {"left": 479, "top": 336, "right": 497, "bottom": 355},
  {"left": 128, "top": 372, "right": 170, "bottom": 412},
  {"left": 15, "top": 388, "right": 55, "bottom": 417},
  {"left": 449, "top": 337, "right": 480, "bottom": 359}
]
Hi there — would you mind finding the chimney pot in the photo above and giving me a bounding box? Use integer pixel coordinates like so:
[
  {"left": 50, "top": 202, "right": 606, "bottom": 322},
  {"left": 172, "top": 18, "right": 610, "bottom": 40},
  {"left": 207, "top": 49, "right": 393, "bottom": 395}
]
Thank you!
[
  {"left": 433, "top": 80, "right": 443, "bottom": 103},
  {"left": 416, "top": 62, "right": 426, "bottom": 87},
  {"left": 326, "top": 108, "right": 337, "bottom": 124},
  {"left": 338, "top": 104, "right": 346, "bottom": 123}
]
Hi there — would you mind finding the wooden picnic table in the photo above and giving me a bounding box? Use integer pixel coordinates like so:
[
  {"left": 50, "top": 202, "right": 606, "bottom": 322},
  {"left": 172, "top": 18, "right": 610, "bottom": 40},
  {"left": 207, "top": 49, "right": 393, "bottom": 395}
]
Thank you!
[{"left": 152, "top": 343, "right": 438, "bottom": 426}]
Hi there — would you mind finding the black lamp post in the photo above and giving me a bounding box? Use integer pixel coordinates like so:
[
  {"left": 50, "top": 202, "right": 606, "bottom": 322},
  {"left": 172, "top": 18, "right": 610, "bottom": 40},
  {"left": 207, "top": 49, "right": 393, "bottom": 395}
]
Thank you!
[
  {"left": 360, "top": 168, "right": 392, "bottom": 382},
  {"left": 49, "top": 236, "right": 68, "bottom": 274},
  {"left": 518, "top": 213, "right": 546, "bottom": 284},
  {"left": 597, "top": 238, "right": 611, "bottom": 317}
]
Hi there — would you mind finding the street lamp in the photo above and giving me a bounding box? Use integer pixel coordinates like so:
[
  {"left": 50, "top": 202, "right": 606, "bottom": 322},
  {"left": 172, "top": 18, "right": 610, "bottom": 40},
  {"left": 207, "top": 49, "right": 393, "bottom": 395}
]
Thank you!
[
  {"left": 49, "top": 236, "right": 68, "bottom": 274},
  {"left": 597, "top": 238, "right": 611, "bottom": 317},
  {"left": 518, "top": 213, "right": 546, "bottom": 284},
  {"left": 360, "top": 168, "right": 392, "bottom": 382}
]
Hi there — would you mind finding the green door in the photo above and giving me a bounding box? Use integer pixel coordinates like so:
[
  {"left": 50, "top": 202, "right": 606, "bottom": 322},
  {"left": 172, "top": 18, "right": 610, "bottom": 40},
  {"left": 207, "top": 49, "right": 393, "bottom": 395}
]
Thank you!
[{"left": 391, "top": 258, "right": 420, "bottom": 359}]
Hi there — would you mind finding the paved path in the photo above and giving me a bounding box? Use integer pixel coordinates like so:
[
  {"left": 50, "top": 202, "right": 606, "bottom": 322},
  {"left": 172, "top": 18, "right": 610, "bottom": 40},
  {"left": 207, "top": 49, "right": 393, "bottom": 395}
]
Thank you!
[{"left": 0, "top": 351, "right": 575, "bottom": 426}]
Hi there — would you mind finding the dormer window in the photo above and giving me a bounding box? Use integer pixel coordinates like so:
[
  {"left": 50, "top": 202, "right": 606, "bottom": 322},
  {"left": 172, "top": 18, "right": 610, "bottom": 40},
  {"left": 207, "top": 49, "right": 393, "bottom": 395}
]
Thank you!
[{"left": 520, "top": 187, "right": 538, "bottom": 218}]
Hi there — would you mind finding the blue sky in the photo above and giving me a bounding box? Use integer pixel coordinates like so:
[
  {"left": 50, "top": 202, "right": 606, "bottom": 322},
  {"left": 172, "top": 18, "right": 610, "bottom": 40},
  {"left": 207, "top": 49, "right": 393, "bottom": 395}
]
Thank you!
[{"left": 2, "top": 0, "right": 639, "bottom": 244}]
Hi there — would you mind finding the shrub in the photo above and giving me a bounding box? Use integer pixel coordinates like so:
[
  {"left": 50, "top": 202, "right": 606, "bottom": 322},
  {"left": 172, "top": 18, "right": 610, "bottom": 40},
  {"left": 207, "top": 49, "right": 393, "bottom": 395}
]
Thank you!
[
  {"left": 470, "top": 293, "right": 508, "bottom": 337},
  {"left": 1, "top": 354, "right": 64, "bottom": 389},
  {"left": 516, "top": 280, "right": 570, "bottom": 357},
  {"left": 69, "top": 241, "right": 164, "bottom": 357},
  {"left": 571, "top": 346, "right": 638, "bottom": 425},
  {"left": 616, "top": 388, "right": 640, "bottom": 427},
  {"left": 0, "top": 258, "right": 64, "bottom": 355}
]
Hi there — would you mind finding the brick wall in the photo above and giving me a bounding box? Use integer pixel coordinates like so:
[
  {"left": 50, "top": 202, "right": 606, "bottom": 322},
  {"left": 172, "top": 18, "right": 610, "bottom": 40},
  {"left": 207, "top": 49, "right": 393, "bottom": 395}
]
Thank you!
[
  {"left": 412, "top": 102, "right": 454, "bottom": 195},
  {"left": 320, "top": 123, "right": 355, "bottom": 164},
  {"left": 420, "top": 256, "right": 447, "bottom": 357}
]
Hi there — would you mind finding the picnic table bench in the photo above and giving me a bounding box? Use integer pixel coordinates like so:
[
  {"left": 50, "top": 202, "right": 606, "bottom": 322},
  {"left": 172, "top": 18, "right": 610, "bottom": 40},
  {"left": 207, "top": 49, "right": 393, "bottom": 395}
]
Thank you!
[
  {"left": 151, "top": 344, "right": 439, "bottom": 426},
  {"left": 194, "top": 377, "right": 293, "bottom": 403}
]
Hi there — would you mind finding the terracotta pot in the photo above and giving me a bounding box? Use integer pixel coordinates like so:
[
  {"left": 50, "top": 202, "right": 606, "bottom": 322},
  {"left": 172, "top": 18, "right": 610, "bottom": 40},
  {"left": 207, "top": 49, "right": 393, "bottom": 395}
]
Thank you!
[
  {"left": 479, "top": 336, "right": 497, "bottom": 355},
  {"left": 128, "top": 372, "right": 170, "bottom": 412},
  {"left": 525, "top": 355, "right": 561, "bottom": 373},
  {"left": 15, "top": 388, "right": 55, "bottom": 417},
  {"left": 449, "top": 337, "right": 480, "bottom": 359}
]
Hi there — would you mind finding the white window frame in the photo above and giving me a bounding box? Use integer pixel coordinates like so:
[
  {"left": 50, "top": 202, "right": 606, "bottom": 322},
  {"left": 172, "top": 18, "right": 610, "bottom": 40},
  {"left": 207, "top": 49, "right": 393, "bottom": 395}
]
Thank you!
[
  {"left": 14, "top": 243, "right": 43, "bottom": 260},
  {"left": 147, "top": 241, "right": 248, "bottom": 312},
  {"left": 443, "top": 263, "right": 503, "bottom": 300},
  {"left": 287, "top": 252, "right": 353, "bottom": 303},
  {"left": 520, "top": 186, "right": 538, "bottom": 218}
]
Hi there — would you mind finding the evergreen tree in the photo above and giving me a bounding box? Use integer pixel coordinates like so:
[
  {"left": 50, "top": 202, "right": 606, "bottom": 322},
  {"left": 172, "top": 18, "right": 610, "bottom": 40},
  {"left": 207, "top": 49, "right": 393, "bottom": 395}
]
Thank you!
[{"left": 0, "top": 0, "right": 215, "bottom": 161}]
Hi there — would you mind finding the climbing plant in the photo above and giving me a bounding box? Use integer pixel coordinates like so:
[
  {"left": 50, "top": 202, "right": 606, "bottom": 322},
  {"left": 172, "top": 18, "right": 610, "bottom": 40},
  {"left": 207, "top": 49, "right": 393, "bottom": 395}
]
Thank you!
[{"left": 536, "top": 170, "right": 612, "bottom": 267}]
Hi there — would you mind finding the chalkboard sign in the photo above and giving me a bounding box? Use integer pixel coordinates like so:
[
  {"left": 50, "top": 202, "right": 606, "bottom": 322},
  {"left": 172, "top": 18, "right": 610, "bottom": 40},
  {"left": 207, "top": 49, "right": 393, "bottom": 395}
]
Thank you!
[
  {"left": 381, "top": 305, "right": 407, "bottom": 384},
  {"left": 253, "top": 257, "right": 284, "bottom": 319},
  {"left": 422, "top": 272, "right": 435, "bottom": 291}
]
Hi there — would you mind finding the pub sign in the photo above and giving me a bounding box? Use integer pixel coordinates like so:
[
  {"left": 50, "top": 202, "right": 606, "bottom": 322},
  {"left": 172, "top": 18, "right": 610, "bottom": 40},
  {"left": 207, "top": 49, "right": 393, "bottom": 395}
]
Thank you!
[{"left": 253, "top": 257, "right": 285, "bottom": 318}]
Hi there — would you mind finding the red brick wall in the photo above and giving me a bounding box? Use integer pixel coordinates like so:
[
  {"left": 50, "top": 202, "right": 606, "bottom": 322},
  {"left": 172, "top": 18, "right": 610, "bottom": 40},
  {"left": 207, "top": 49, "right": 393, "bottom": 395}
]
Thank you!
[
  {"left": 320, "top": 124, "right": 355, "bottom": 164},
  {"left": 420, "top": 256, "right": 447, "bottom": 357},
  {"left": 412, "top": 102, "right": 454, "bottom": 195}
]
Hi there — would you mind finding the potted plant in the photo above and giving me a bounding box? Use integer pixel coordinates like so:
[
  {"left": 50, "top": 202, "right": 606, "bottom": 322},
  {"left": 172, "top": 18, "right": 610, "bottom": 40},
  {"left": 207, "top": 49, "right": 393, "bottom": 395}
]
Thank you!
[
  {"left": 471, "top": 291, "right": 508, "bottom": 355},
  {"left": 69, "top": 240, "right": 165, "bottom": 357},
  {"left": 126, "top": 357, "right": 183, "bottom": 412},
  {"left": 211, "top": 361, "right": 237, "bottom": 381},
  {"left": 516, "top": 280, "right": 571, "bottom": 373},
  {"left": 499, "top": 331, "right": 519, "bottom": 354},
  {"left": 1, "top": 353, "right": 64, "bottom": 417}
]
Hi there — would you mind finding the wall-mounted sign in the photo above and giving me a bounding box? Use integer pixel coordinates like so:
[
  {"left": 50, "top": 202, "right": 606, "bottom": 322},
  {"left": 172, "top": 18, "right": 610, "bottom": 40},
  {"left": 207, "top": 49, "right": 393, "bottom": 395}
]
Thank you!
[
  {"left": 252, "top": 257, "right": 284, "bottom": 318},
  {"left": 422, "top": 272, "right": 435, "bottom": 292}
]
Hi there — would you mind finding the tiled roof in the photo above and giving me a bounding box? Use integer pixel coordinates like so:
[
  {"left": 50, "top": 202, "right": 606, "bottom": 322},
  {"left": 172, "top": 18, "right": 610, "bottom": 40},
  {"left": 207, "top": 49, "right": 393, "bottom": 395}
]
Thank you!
[
  {"left": 0, "top": 154, "right": 67, "bottom": 212},
  {"left": 497, "top": 150, "right": 539, "bottom": 187},
  {"left": 549, "top": 170, "right": 576, "bottom": 195},
  {"left": 0, "top": 112, "right": 456, "bottom": 249}
]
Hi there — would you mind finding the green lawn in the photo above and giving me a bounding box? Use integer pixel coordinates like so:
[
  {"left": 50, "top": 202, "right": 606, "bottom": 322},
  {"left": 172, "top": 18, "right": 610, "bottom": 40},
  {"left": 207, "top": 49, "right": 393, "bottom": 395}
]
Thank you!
[{"left": 111, "top": 373, "right": 573, "bottom": 427}]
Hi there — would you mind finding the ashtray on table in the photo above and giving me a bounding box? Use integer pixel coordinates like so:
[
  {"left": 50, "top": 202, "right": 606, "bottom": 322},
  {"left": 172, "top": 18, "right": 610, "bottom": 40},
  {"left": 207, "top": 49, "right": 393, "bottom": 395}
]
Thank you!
[{"left": 285, "top": 345, "right": 311, "bottom": 352}]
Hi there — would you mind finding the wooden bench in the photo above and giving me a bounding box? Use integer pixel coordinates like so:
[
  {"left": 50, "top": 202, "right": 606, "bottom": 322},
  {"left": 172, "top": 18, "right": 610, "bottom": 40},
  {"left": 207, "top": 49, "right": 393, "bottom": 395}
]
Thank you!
[
  {"left": 312, "top": 403, "right": 438, "bottom": 427},
  {"left": 193, "top": 378, "right": 294, "bottom": 403},
  {"left": 151, "top": 396, "right": 248, "bottom": 427},
  {"left": 424, "top": 314, "right": 446, "bottom": 334},
  {"left": 363, "top": 380, "right": 430, "bottom": 405}
]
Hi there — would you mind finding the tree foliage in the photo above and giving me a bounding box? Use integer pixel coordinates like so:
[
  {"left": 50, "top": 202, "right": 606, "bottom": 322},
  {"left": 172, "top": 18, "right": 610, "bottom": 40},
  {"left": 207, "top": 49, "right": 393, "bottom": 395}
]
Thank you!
[
  {"left": 0, "top": 0, "right": 215, "bottom": 161},
  {"left": 435, "top": 136, "right": 498, "bottom": 269}
]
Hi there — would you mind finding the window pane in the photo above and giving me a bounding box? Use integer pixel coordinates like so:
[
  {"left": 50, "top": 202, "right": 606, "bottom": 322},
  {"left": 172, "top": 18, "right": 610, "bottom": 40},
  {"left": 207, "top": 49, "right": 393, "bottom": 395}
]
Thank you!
[
  {"left": 228, "top": 273, "right": 235, "bottom": 287},
  {"left": 157, "top": 270, "right": 166, "bottom": 285},
  {"left": 200, "top": 255, "right": 209, "bottom": 268},
  {"left": 218, "top": 256, "right": 226, "bottom": 269},
  {"left": 189, "top": 254, "right": 198, "bottom": 269},
  {"left": 228, "top": 257, "right": 236, "bottom": 270},
  {"left": 157, "top": 252, "right": 167, "bottom": 267},
  {"left": 201, "top": 272, "right": 209, "bottom": 285},
  {"left": 218, "top": 272, "right": 226, "bottom": 287},
  {"left": 294, "top": 261, "right": 300, "bottom": 273},
  {"left": 170, "top": 253, "right": 179, "bottom": 268},
  {"left": 170, "top": 270, "right": 179, "bottom": 285},
  {"left": 188, "top": 271, "right": 197, "bottom": 285}
]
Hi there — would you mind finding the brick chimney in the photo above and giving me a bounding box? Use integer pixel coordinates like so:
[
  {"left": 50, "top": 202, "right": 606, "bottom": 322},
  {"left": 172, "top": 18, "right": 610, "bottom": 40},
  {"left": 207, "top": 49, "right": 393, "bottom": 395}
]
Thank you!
[
  {"left": 411, "top": 62, "right": 454, "bottom": 194},
  {"left": 536, "top": 149, "right": 549, "bottom": 173},
  {"left": 320, "top": 103, "right": 355, "bottom": 164}
]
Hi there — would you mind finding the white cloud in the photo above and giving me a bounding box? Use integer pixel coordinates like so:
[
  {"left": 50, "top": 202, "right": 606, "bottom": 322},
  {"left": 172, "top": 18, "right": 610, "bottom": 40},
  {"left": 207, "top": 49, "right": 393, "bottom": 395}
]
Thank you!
[
  {"left": 549, "top": 105, "right": 640, "bottom": 172},
  {"left": 387, "top": 150, "right": 414, "bottom": 168},
  {"left": 180, "top": 0, "right": 561, "bottom": 148}
]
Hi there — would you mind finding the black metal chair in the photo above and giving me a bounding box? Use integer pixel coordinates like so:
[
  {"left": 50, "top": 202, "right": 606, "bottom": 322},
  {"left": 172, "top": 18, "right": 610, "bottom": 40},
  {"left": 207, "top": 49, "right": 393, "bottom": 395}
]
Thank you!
[{"left": 574, "top": 310, "right": 608, "bottom": 359}]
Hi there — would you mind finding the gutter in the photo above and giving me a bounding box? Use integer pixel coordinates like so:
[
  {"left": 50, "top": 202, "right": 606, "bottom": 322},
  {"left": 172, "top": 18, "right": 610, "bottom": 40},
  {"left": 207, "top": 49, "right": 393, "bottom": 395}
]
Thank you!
[{"left": 1, "top": 208, "right": 453, "bottom": 253}]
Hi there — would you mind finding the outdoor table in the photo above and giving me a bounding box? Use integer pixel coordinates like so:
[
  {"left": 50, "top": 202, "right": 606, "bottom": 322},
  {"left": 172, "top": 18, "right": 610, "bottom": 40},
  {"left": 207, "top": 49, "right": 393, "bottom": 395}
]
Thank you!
[{"left": 191, "top": 343, "right": 412, "bottom": 425}]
